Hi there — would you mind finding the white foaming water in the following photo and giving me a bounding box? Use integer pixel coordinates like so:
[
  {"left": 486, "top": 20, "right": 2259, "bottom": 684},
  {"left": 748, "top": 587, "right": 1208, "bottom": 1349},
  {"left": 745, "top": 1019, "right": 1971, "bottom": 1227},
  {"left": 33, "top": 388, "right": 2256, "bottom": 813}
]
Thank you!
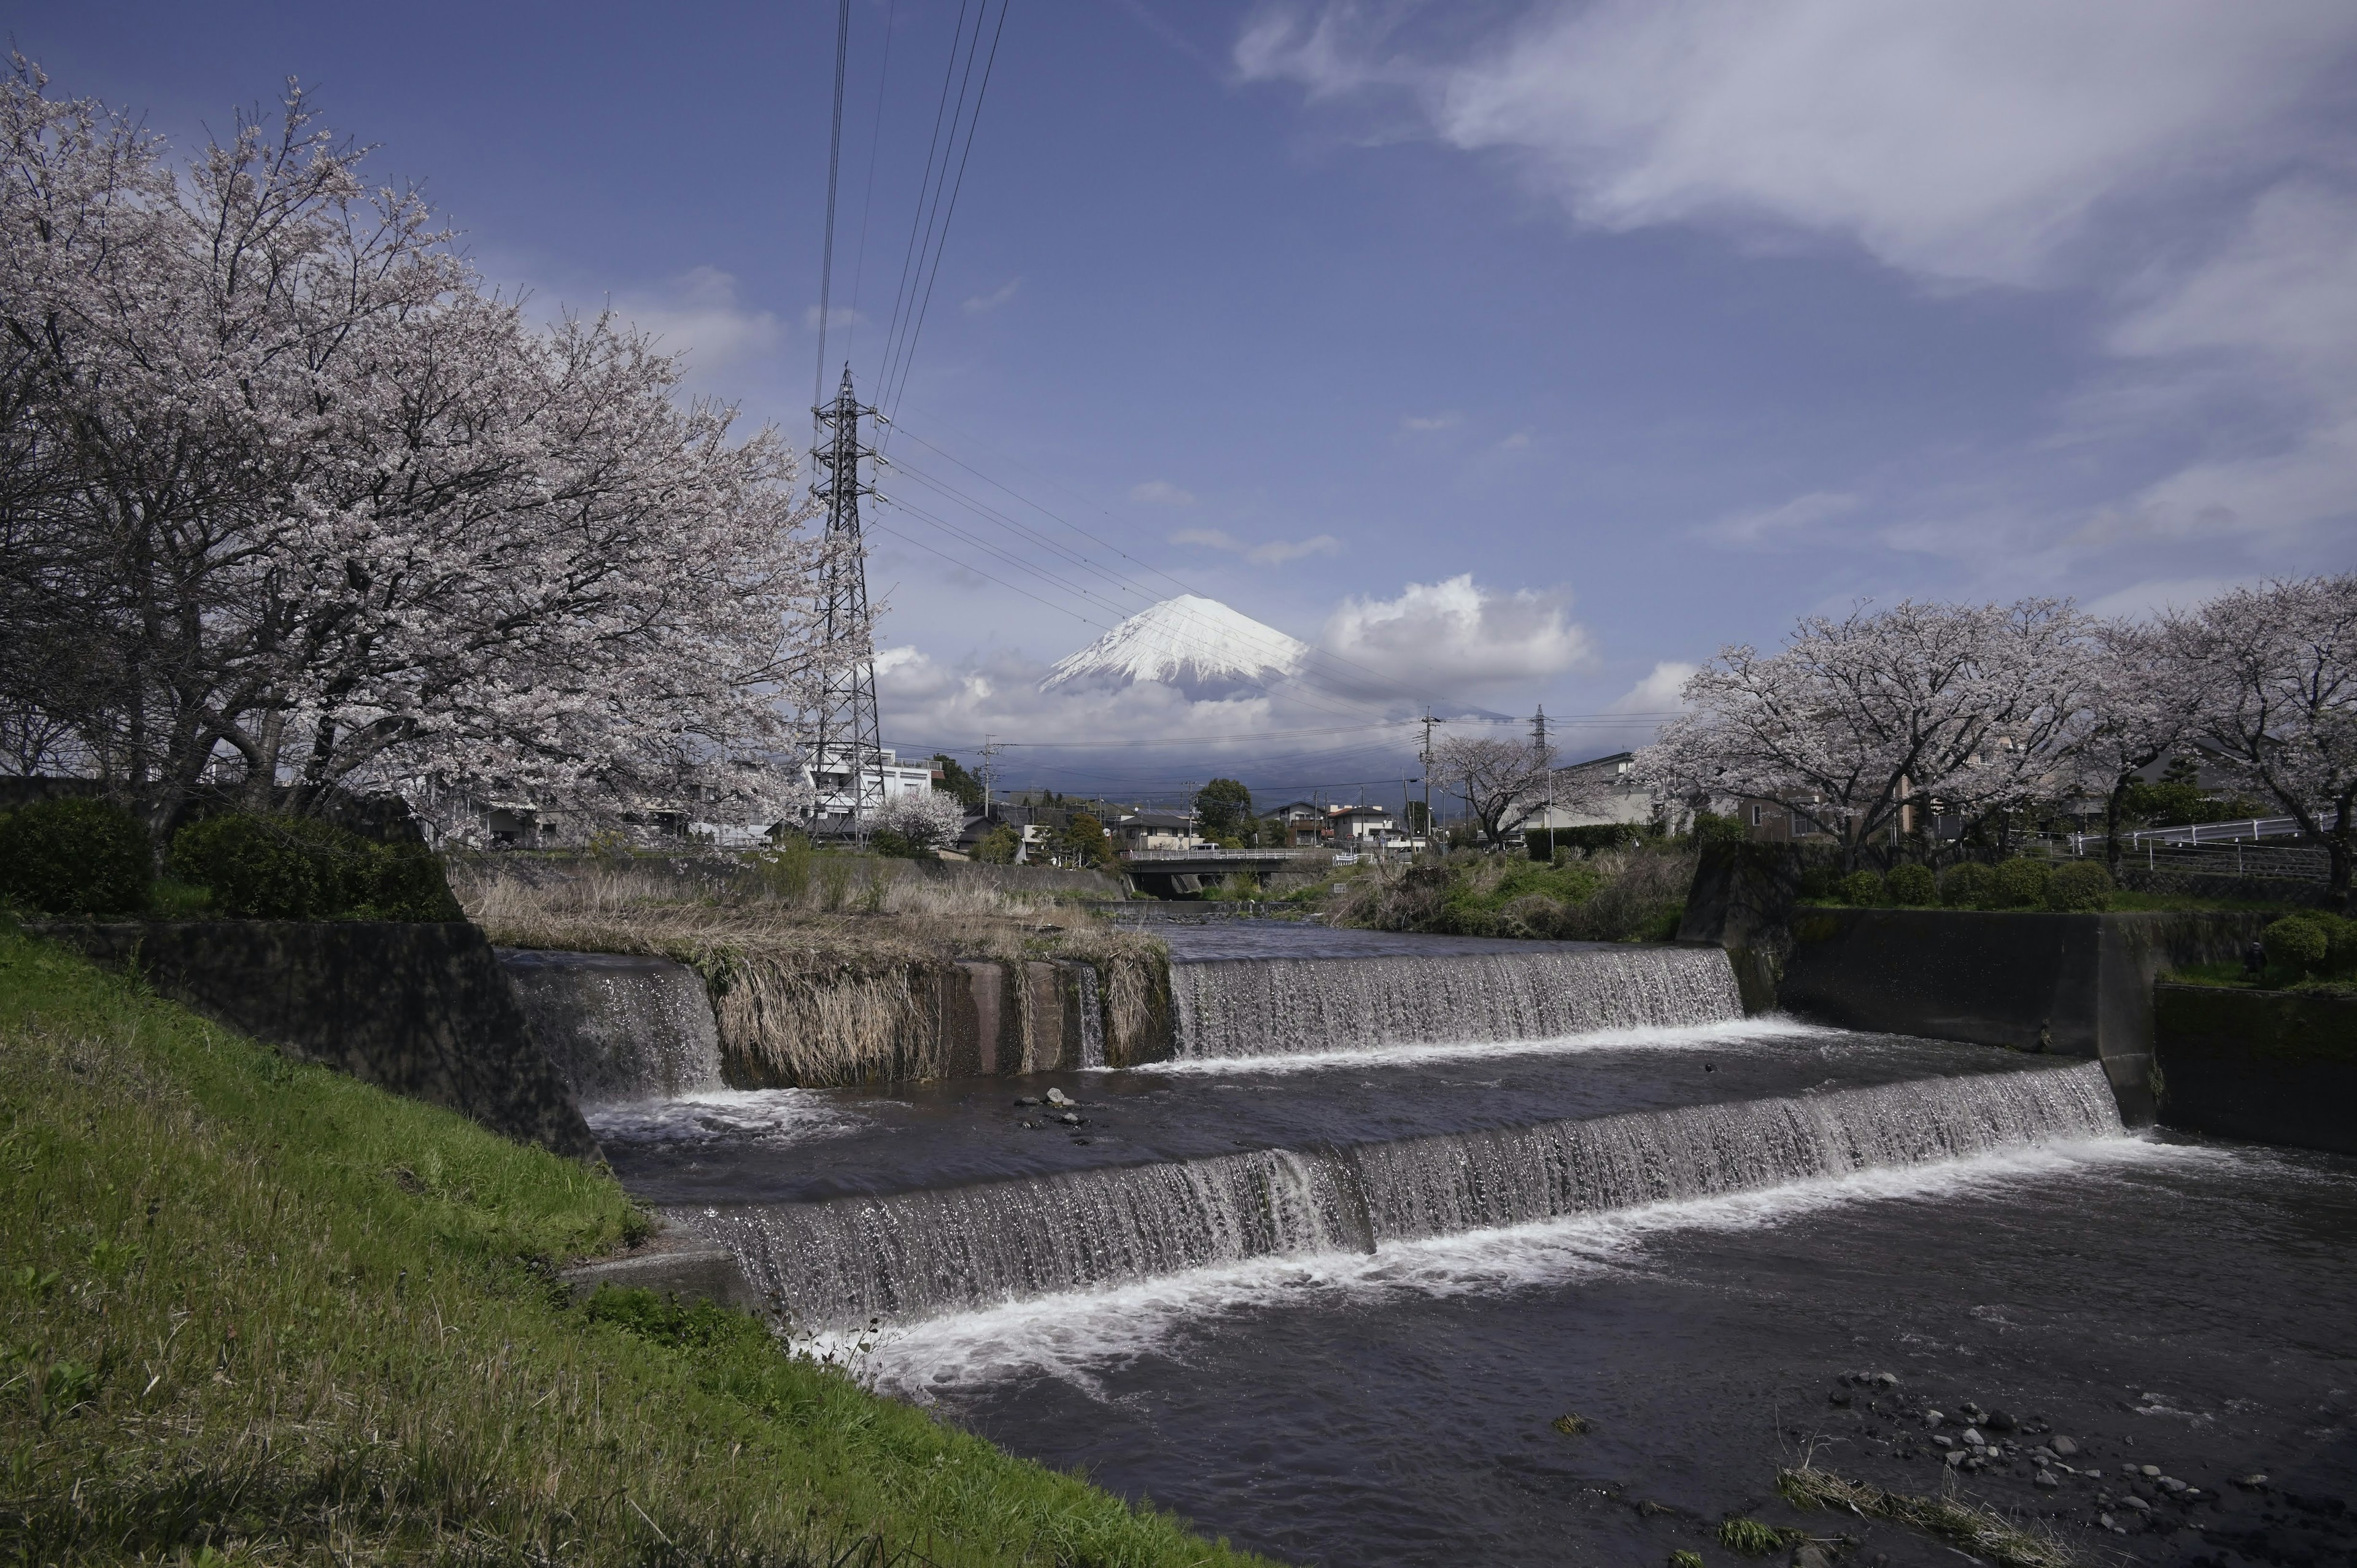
[
  {"left": 867, "top": 1134, "right": 2216, "bottom": 1400},
  {"left": 1075, "top": 965, "right": 1106, "bottom": 1070},
  {"left": 670, "top": 1061, "right": 2124, "bottom": 1330},
  {"left": 1146, "top": 1014, "right": 1832, "bottom": 1076},
  {"left": 1169, "top": 946, "right": 1744, "bottom": 1059},
  {"left": 584, "top": 1087, "right": 869, "bottom": 1145}
]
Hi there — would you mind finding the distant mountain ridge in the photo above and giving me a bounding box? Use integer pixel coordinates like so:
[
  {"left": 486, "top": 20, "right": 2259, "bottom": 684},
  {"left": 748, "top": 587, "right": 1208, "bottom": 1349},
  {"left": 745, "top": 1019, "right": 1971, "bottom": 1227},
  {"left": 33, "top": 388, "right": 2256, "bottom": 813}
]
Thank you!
[{"left": 1040, "top": 595, "right": 1308, "bottom": 700}]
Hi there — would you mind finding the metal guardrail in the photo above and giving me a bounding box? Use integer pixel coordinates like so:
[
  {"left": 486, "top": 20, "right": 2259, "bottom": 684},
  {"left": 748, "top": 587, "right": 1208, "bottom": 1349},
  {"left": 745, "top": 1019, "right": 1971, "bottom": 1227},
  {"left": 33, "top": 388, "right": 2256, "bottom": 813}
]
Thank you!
[
  {"left": 1121, "top": 848, "right": 1311, "bottom": 862},
  {"left": 2065, "top": 815, "right": 2305, "bottom": 852},
  {"left": 2043, "top": 835, "right": 2328, "bottom": 882}
]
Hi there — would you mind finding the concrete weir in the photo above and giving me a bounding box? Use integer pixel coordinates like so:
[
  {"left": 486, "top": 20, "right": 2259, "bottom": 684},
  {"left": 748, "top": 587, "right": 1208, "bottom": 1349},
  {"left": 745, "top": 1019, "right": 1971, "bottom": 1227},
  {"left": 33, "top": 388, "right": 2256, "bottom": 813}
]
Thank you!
[{"left": 1774, "top": 906, "right": 2267, "bottom": 1124}]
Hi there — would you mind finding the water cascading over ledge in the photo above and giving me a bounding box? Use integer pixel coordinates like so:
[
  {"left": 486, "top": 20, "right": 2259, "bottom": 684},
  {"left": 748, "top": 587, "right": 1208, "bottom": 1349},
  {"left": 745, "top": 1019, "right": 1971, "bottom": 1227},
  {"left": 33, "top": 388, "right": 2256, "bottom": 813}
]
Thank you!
[
  {"left": 1169, "top": 945, "right": 1744, "bottom": 1059},
  {"left": 673, "top": 1059, "right": 2121, "bottom": 1327},
  {"left": 500, "top": 949, "right": 726, "bottom": 1106}
]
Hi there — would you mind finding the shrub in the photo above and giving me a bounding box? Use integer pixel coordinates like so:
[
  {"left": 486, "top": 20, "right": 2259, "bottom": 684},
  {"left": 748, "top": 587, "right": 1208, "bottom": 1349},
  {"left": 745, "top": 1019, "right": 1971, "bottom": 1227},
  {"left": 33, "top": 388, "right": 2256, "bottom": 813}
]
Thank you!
[
  {"left": 2262, "top": 915, "right": 2330, "bottom": 977},
  {"left": 972, "top": 824, "right": 1020, "bottom": 865},
  {"left": 171, "top": 813, "right": 460, "bottom": 921},
  {"left": 2318, "top": 912, "right": 2357, "bottom": 978},
  {"left": 0, "top": 797, "right": 152, "bottom": 916},
  {"left": 1938, "top": 861, "right": 1992, "bottom": 908},
  {"left": 1838, "top": 868, "right": 1885, "bottom": 905},
  {"left": 2043, "top": 860, "right": 2114, "bottom": 912},
  {"left": 1989, "top": 857, "right": 2054, "bottom": 909},
  {"left": 1883, "top": 863, "right": 1937, "bottom": 906}
]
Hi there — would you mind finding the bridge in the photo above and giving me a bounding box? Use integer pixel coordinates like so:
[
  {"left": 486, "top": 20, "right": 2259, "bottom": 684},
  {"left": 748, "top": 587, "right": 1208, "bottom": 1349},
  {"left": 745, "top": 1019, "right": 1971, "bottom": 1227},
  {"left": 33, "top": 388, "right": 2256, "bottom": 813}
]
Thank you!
[{"left": 1120, "top": 847, "right": 1320, "bottom": 898}]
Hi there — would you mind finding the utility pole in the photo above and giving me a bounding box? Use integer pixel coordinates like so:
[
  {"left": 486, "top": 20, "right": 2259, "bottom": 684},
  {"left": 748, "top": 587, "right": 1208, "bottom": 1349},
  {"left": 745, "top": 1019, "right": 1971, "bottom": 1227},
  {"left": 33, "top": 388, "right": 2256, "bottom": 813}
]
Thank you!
[
  {"left": 1533, "top": 705, "right": 1552, "bottom": 846},
  {"left": 807, "top": 364, "right": 882, "bottom": 841},
  {"left": 1420, "top": 711, "right": 1437, "bottom": 845},
  {"left": 979, "top": 735, "right": 1001, "bottom": 817}
]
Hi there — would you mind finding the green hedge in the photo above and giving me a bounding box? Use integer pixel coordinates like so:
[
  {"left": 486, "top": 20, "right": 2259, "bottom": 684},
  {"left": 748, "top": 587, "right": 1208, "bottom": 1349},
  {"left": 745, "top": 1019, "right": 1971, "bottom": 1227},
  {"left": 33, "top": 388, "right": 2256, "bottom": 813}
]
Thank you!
[
  {"left": 170, "top": 813, "right": 461, "bottom": 921},
  {"left": 0, "top": 797, "right": 152, "bottom": 916}
]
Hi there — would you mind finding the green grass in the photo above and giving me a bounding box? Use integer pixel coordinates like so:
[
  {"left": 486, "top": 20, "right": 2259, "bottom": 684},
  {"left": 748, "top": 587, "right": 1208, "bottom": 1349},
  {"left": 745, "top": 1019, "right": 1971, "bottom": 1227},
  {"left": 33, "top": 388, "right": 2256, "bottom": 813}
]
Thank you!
[
  {"left": 2164, "top": 959, "right": 2357, "bottom": 997},
  {"left": 0, "top": 922, "right": 1267, "bottom": 1567}
]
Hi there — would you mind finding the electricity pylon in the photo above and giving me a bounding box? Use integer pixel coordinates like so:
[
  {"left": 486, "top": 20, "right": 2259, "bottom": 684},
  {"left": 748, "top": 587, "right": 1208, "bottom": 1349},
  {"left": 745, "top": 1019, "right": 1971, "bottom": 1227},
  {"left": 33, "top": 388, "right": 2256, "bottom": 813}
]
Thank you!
[{"left": 807, "top": 365, "right": 883, "bottom": 837}]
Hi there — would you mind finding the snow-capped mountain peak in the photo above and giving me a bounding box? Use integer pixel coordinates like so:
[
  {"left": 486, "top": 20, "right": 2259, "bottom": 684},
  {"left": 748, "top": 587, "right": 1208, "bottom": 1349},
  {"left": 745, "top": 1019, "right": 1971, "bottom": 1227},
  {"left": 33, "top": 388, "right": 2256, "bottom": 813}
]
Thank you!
[{"left": 1040, "top": 595, "right": 1307, "bottom": 700}]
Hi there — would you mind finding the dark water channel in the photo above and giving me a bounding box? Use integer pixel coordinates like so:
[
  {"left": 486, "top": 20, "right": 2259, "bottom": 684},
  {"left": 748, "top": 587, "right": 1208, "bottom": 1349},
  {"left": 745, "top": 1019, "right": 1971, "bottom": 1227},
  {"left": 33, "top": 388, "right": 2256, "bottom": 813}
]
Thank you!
[{"left": 584, "top": 920, "right": 2357, "bottom": 1567}]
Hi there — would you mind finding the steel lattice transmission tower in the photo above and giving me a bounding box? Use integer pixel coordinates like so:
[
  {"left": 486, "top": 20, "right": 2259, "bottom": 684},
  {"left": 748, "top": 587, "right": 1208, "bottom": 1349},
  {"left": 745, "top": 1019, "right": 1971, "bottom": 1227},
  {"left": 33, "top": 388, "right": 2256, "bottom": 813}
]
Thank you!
[{"left": 806, "top": 364, "right": 884, "bottom": 836}]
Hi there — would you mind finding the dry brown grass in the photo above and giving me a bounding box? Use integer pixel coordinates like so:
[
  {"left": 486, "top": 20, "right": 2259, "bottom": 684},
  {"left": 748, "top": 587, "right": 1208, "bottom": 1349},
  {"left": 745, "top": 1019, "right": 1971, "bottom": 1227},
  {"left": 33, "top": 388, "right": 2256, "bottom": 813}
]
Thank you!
[
  {"left": 1776, "top": 1465, "right": 2075, "bottom": 1568},
  {"left": 453, "top": 855, "right": 1169, "bottom": 1084}
]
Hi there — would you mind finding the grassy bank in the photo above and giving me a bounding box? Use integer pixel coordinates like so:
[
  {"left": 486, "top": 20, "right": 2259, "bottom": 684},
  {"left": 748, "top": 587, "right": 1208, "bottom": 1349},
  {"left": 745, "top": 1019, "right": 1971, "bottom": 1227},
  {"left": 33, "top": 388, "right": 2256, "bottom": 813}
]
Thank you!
[
  {"left": 0, "top": 924, "right": 1260, "bottom": 1566},
  {"left": 1325, "top": 848, "right": 1692, "bottom": 942}
]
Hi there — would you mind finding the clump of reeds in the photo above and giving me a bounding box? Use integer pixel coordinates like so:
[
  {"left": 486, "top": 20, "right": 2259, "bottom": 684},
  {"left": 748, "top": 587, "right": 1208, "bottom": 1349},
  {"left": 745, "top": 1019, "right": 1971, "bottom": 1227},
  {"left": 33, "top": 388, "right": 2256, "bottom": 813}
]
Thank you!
[
  {"left": 1776, "top": 1465, "right": 2075, "bottom": 1568},
  {"left": 453, "top": 851, "right": 1169, "bottom": 1083}
]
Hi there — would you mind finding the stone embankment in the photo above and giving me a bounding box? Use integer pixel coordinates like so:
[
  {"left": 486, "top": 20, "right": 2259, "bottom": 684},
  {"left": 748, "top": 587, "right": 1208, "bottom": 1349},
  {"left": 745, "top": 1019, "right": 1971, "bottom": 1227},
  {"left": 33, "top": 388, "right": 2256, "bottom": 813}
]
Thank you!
[{"left": 39, "top": 919, "right": 598, "bottom": 1157}]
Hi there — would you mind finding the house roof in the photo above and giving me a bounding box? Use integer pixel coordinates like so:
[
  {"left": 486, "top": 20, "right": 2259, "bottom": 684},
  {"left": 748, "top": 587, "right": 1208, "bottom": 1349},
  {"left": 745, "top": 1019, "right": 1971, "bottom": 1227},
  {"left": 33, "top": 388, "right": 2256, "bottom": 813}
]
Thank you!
[
  {"left": 1330, "top": 803, "right": 1394, "bottom": 818},
  {"left": 1118, "top": 809, "right": 1194, "bottom": 828}
]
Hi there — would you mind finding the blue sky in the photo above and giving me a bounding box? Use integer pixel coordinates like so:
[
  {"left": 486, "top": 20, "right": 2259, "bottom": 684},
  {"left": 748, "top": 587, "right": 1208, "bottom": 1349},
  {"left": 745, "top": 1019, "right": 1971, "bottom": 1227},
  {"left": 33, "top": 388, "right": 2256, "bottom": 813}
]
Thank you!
[{"left": 17, "top": 1, "right": 2357, "bottom": 803}]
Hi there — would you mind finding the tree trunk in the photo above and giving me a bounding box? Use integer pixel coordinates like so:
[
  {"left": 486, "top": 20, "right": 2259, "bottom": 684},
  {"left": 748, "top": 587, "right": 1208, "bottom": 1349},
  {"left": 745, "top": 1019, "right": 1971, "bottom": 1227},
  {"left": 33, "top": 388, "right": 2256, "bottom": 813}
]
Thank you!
[{"left": 2104, "top": 778, "right": 2130, "bottom": 874}]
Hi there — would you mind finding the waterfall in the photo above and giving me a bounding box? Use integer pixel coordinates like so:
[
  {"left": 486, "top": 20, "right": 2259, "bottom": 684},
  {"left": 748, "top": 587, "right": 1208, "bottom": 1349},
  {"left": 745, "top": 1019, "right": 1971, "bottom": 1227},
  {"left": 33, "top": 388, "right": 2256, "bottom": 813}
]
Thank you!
[
  {"left": 671, "top": 1060, "right": 2119, "bottom": 1327},
  {"left": 1075, "top": 964, "right": 1106, "bottom": 1070},
  {"left": 686, "top": 1146, "right": 1371, "bottom": 1326},
  {"left": 500, "top": 949, "right": 725, "bottom": 1106},
  {"left": 1169, "top": 946, "right": 1744, "bottom": 1059},
  {"left": 1351, "top": 1061, "right": 2122, "bottom": 1243}
]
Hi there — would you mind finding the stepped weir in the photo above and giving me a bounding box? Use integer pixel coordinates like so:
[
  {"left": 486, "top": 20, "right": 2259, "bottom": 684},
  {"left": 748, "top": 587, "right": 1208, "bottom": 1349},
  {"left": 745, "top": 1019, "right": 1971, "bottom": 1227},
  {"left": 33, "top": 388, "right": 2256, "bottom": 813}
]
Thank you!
[
  {"left": 1167, "top": 944, "right": 1744, "bottom": 1058},
  {"left": 576, "top": 932, "right": 2137, "bottom": 1333},
  {"left": 670, "top": 1060, "right": 2121, "bottom": 1327}
]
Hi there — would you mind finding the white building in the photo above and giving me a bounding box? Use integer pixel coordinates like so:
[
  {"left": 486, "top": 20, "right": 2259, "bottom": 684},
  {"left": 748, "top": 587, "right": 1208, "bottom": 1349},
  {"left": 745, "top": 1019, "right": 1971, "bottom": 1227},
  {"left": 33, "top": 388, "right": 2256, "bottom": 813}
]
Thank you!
[
  {"left": 802, "top": 744, "right": 936, "bottom": 831},
  {"left": 1521, "top": 752, "right": 1658, "bottom": 832}
]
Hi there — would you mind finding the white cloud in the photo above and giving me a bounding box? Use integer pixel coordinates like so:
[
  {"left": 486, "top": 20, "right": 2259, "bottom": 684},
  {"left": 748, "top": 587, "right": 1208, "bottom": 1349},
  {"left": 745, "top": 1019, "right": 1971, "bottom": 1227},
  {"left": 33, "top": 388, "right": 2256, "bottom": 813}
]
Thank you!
[
  {"left": 1701, "top": 489, "right": 1860, "bottom": 547},
  {"left": 612, "top": 266, "right": 783, "bottom": 381},
  {"left": 2080, "top": 577, "right": 2247, "bottom": 619},
  {"left": 2096, "top": 182, "right": 2357, "bottom": 541},
  {"left": 1609, "top": 660, "right": 1698, "bottom": 715},
  {"left": 1242, "top": 2, "right": 2357, "bottom": 585},
  {"left": 802, "top": 303, "right": 864, "bottom": 331},
  {"left": 1172, "top": 527, "right": 1342, "bottom": 566},
  {"left": 1321, "top": 574, "right": 1592, "bottom": 692},
  {"left": 962, "top": 277, "right": 1023, "bottom": 314},
  {"left": 1399, "top": 411, "right": 1463, "bottom": 432},
  {"left": 1130, "top": 479, "right": 1197, "bottom": 506},
  {"left": 1242, "top": 1, "right": 2357, "bottom": 287}
]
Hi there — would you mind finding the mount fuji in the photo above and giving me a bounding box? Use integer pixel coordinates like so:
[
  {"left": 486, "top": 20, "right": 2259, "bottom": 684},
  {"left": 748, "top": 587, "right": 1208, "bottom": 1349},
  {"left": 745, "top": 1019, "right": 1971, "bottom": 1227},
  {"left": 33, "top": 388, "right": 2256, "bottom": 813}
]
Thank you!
[{"left": 1040, "top": 595, "right": 1309, "bottom": 701}]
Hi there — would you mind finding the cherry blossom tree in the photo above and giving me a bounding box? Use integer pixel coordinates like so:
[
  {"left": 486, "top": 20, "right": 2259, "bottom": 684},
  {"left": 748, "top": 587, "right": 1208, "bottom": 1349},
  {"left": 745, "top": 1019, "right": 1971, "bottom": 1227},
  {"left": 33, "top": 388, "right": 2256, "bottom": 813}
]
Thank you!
[
  {"left": 2171, "top": 575, "right": 2357, "bottom": 898},
  {"left": 0, "top": 63, "right": 855, "bottom": 838},
  {"left": 1635, "top": 600, "right": 2099, "bottom": 865},
  {"left": 2069, "top": 619, "right": 2212, "bottom": 871},
  {"left": 872, "top": 789, "right": 967, "bottom": 852},
  {"left": 1434, "top": 732, "right": 1554, "bottom": 848}
]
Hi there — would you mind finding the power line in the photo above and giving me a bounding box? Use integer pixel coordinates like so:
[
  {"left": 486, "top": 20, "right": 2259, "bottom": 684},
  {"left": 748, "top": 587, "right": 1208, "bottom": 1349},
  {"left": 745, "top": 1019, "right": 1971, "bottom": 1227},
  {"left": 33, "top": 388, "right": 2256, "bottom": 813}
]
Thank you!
[
  {"left": 842, "top": 0, "right": 899, "bottom": 369},
  {"left": 882, "top": 0, "right": 1012, "bottom": 424},
  {"left": 873, "top": 0, "right": 973, "bottom": 409},
  {"left": 811, "top": 0, "right": 853, "bottom": 412}
]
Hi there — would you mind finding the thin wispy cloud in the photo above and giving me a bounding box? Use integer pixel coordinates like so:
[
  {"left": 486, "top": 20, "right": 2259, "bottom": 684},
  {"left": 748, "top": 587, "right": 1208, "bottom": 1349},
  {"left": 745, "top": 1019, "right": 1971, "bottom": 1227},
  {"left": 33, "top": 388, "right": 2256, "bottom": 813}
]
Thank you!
[
  {"left": 1130, "top": 479, "right": 1197, "bottom": 506},
  {"left": 962, "top": 277, "right": 1023, "bottom": 314},
  {"left": 1171, "top": 527, "right": 1341, "bottom": 566}
]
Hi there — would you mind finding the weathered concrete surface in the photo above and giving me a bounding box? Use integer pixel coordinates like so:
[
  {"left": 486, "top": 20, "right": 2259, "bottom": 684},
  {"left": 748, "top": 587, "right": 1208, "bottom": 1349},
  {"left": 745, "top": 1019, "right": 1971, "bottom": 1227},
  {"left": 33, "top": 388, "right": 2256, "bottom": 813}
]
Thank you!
[
  {"left": 560, "top": 1229, "right": 762, "bottom": 1313},
  {"left": 498, "top": 948, "right": 722, "bottom": 1105},
  {"left": 1776, "top": 908, "right": 2269, "bottom": 1124},
  {"left": 44, "top": 920, "right": 599, "bottom": 1158},
  {"left": 2154, "top": 983, "right": 2357, "bottom": 1156},
  {"left": 1676, "top": 842, "right": 1810, "bottom": 1013}
]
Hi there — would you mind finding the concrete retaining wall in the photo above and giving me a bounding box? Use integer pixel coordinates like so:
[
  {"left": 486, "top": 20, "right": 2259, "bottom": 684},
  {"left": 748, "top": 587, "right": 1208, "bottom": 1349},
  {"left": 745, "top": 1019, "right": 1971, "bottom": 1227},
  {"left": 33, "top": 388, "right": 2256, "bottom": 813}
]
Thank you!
[
  {"left": 1776, "top": 908, "right": 2269, "bottom": 1124},
  {"left": 2153, "top": 983, "right": 2357, "bottom": 1156},
  {"left": 44, "top": 920, "right": 599, "bottom": 1159}
]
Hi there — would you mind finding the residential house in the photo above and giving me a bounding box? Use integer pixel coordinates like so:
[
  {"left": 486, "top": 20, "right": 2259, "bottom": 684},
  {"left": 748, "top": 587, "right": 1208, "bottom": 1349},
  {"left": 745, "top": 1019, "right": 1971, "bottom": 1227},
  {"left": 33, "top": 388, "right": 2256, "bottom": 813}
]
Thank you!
[
  {"left": 1113, "top": 809, "right": 1201, "bottom": 853},
  {"left": 1328, "top": 803, "right": 1404, "bottom": 848}
]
